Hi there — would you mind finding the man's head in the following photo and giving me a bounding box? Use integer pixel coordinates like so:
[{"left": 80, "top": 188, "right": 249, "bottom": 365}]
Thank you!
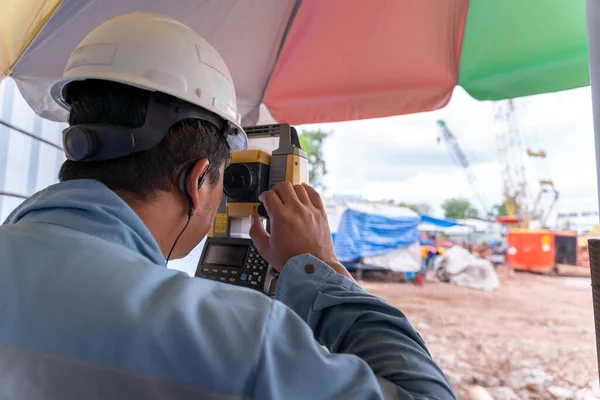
[
  {"left": 59, "top": 79, "right": 230, "bottom": 258},
  {"left": 50, "top": 12, "right": 248, "bottom": 259},
  {"left": 60, "top": 80, "right": 229, "bottom": 197}
]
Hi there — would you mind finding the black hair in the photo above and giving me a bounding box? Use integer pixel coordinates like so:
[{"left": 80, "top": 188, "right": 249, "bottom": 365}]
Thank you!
[{"left": 59, "top": 80, "right": 230, "bottom": 200}]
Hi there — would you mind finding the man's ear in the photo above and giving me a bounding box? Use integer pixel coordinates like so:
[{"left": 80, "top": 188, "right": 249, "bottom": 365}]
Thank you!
[{"left": 186, "top": 158, "right": 211, "bottom": 212}]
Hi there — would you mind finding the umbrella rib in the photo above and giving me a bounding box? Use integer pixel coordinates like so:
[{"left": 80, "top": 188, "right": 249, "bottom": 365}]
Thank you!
[{"left": 256, "top": 0, "right": 303, "bottom": 114}]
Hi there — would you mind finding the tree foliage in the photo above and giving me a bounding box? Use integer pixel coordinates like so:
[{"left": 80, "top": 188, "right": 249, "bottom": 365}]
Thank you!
[
  {"left": 441, "top": 198, "right": 479, "bottom": 219},
  {"left": 298, "top": 130, "right": 329, "bottom": 190},
  {"left": 494, "top": 202, "right": 508, "bottom": 217}
]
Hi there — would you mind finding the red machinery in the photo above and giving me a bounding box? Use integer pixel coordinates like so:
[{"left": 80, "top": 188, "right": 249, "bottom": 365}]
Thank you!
[{"left": 506, "top": 230, "right": 579, "bottom": 272}]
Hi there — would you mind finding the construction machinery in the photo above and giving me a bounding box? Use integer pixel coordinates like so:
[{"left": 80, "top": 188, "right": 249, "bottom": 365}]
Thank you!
[
  {"left": 494, "top": 99, "right": 577, "bottom": 273},
  {"left": 439, "top": 104, "right": 576, "bottom": 273},
  {"left": 436, "top": 119, "right": 492, "bottom": 218},
  {"left": 437, "top": 108, "right": 560, "bottom": 228},
  {"left": 494, "top": 100, "right": 559, "bottom": 229}
]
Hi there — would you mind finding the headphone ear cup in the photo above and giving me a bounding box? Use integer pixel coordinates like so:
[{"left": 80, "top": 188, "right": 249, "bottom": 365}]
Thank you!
[
  {"left": 63, "top": 126, "right": 96, "bottom": 161},
  {"left": 178, "top": 160, "right": 209, "bottom": 197},
  {"left": 178, "top": 163, "right": 194, "bottom": 196}
]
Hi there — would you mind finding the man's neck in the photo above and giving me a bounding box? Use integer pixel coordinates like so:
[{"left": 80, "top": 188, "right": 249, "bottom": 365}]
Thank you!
[{"left": 118, "top": 191, "right": 186, "bottom": 259}]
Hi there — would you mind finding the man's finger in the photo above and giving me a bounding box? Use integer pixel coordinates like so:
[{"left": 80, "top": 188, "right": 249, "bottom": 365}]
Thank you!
[
  {"left": 249, "top": 214, "right": 270, "bottom": 255},
  {"left": 259, "top": 190, "right": 282, "bottom": 218},
  {"left": 302, "top": 183, "right": 325, "bottom": 211},
  {"left": 272, "top": 181, "right": 299, "bottom": 205},
  {"left": 293, "top": 184, "right": 311, "bottom": 205}
]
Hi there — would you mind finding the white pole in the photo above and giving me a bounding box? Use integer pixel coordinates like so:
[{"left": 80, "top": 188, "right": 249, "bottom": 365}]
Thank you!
[{"left": 584, "top": 0, "right": 600, "bottom": 379}]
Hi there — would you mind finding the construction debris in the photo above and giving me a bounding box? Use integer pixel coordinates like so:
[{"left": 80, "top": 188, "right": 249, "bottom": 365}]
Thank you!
[
  {"left": 504, "top": 368, "right": 553, "bottom": 393},
  {"left": 491, "top": 387, "right": 520, "bottom": 400},
  {"left": 434, "top": 246, "right": 500, "bottom": 291},
  {"left": 467, "top": 386, "right": 494, "bottom": 400},
  {"left": 547, "top": 386, "right": 576, "bottom": 399}
]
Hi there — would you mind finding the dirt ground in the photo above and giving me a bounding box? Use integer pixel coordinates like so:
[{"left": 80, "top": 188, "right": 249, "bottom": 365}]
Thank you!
[{"left": 360, "top": 269, "right": 597, "bottom": 399}]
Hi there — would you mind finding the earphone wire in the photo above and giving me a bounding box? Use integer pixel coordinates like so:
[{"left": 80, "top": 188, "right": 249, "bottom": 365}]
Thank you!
[
  {"left": 165, "top": 206, "right": 193, "bottom": 265},
  {"left": 165, "top": 163, "right": 210, "bottom": 265}
]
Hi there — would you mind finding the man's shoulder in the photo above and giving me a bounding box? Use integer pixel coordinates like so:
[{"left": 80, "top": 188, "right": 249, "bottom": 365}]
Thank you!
[
  {"left": 1, "top": 223, "right": 276, "bottom": 391},
  {"left": 107, "top": 267, "right": 276, "bottom": 390}
]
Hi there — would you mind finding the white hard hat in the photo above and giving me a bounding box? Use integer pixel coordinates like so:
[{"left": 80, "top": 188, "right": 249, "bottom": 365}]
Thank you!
[{"left": 50, "top": 12, "right": 247, "bottom": 152}]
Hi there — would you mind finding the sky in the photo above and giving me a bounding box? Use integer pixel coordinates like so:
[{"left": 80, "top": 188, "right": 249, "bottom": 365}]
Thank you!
[{"left": 299, "top": 86, "right": 598, "bottom": 219}]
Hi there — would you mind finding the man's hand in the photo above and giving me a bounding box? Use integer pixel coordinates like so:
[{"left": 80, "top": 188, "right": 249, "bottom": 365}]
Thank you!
[{"left": 249, "top": 182, "right": 354, "bottom": 281}]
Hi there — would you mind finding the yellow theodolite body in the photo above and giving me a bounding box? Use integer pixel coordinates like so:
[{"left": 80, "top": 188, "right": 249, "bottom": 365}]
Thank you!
[
  {"left": 209, "top": 124, "right": 308, "bottom": 236},
  {"left": 198, "top": 124, "right": 308, "bottom": 296}
]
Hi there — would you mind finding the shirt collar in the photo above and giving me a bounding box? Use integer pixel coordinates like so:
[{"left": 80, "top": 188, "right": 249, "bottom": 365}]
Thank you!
[{"left": 4, "top": 179, "right": 166, "bottom": 266}]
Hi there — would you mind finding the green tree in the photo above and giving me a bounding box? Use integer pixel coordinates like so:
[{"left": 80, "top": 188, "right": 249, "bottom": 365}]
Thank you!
[
  {"left": 441, "top": 198, "right": 479, "bottom": 219},
  {"left": 298, "top": 130, "right": 329, "bottom": 190},
  {"left": 494, "top": 202, "right": 508, "bottom": 217},
  {"left": 398, "top": 202, "right": 432, "bottom": 215}
]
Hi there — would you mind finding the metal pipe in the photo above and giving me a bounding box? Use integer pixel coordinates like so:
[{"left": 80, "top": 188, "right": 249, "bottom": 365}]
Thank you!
[
  {"left": 0, "top": 191, "right": 27, "bottom": 199},
  {"left": 0, "top": 119, "right": 63, "bottom": 151},
  {"left": 585, "top": 0, "right": 600, "bottom": 380}
]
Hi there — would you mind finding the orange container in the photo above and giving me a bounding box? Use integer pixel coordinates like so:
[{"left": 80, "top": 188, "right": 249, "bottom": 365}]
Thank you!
[{"left": 506, "top": 230, "right": 578, "bottom": 272}]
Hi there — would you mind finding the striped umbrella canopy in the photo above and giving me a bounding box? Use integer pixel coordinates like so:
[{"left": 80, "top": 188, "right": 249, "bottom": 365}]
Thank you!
[{"left": 0, "top": 0, "right": 589, "bottom": 126}]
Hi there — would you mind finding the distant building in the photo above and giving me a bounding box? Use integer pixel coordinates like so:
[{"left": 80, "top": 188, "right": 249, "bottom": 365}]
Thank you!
[
  {"left": 556, "top": 209, "right": 599, "bottom": 234},
  {"left": 0, "top": 78, "right": 65, "bottom": 221},
  {"left": 331, "top": 193, "right": 363, "bottom": 201}
]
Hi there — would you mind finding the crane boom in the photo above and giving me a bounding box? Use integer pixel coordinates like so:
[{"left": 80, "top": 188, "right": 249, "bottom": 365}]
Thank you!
[
  {"left": 494, "top": 99, "right": 529, "bottom": 224},
  {"left": 436, "top": 120, "right": 491, "bottom": 217},
  {"left": 494, "top": 99, "right": 559, "bottom": 229}
]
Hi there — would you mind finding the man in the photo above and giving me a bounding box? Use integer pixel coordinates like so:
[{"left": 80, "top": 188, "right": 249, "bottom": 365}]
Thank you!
[{"left": 0, "top": 13, "right": 455, "bottom": 400}]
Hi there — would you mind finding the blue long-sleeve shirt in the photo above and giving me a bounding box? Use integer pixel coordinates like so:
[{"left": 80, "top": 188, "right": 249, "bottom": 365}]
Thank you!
[{"left": 0, "top": 180, "right": 455, "bottom": 399}]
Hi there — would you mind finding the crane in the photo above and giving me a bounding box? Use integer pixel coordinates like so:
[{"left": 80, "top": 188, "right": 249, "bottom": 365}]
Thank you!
[
  {"left": 493, "top": 99, "right": 559, "bottom": 228},
  {"left": 436, "top": 119, "right": 492, "bottom": 217},
  {"left": 494, "top": 99, "right": 528, "bottom": 223}
]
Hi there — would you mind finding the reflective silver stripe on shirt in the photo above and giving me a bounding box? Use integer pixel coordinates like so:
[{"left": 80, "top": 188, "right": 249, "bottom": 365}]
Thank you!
[
  {"left": 0, "top": 345, "right": 249, "bottom": 400},
  {"left": 377, "top": 376, "right": 400, "bottom": 400}
]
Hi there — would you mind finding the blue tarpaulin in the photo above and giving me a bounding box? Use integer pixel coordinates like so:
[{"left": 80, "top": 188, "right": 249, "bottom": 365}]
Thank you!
[
  {"left": 334, "top": 208, "right": 419, "bottom": 262},
  {"left": 420, "top": 215, "right": 462, "bottom": 228}
]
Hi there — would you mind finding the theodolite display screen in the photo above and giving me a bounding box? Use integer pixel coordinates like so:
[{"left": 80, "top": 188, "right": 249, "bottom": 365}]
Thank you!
[{"left": 203, "top": 243, "right": 247, "bottom": 267}]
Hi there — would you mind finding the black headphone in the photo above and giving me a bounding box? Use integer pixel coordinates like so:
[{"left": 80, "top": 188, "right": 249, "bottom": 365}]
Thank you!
[
  {"left": 177, "top": 160, "right": 210, "bottom": 219},
  {"left": 62, "top": 92, "right": 231, "bottom": 162}
]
